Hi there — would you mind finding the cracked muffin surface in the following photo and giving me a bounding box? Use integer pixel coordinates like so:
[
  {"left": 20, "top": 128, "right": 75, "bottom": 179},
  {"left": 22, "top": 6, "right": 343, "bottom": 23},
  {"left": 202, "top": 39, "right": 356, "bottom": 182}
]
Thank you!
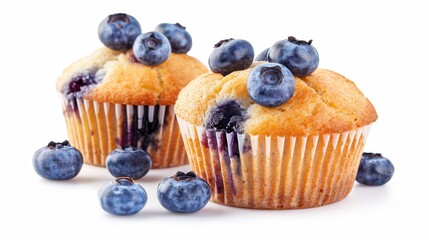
[
  {"left": 57, "top": 47, "right": 208, "bottom": 105},
  {"left": 175, "top": 62, "right": 377, "bottom": 136}
]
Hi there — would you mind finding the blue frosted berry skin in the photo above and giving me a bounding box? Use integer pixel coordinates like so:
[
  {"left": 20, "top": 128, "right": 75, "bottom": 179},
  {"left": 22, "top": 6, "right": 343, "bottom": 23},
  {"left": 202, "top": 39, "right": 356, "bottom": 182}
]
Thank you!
[
  {"left": 268, "top": 36, "right": 319, "bottom": 77},
  {"left": 98, "top": 177, "right": 147, "bottom": 216},
  {"left": 157, "top": 171, "right": 211, "bottom": 213},
  {"left": 155, "top": 23, "right": 192, "bottom": 53},
  {"left": 356, "top": 153, "right": 395, "bottom": 186},
  {"left": 247, "top": 63, "right": 295, "bottom": 107},
  {"left": 255, "top": 48, "right": 269, "bottom": 61},
  {"left": 133, "top": 31, "right": 171, "bottom": 66},
  {"left": 106, "top": 146, "right": 152, "bottom": 180},
  {"left": 208, "top": 39, "right": 254, "bottom": 76},
  {"left": 32, "top": 141, "right": 83, "bottom": 180},
  {"left": 98, "top": 13, "right": 142, "bottom": 51}
]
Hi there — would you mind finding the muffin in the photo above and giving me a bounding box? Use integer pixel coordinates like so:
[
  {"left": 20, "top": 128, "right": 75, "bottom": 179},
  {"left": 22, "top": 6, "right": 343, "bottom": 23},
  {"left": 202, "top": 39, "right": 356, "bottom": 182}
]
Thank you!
[
  {"left": 174, "top": 37, "right": 377, "bottom": 209},
  {"left": 56, "top": 14, "right": 207, "bottom": 167}
]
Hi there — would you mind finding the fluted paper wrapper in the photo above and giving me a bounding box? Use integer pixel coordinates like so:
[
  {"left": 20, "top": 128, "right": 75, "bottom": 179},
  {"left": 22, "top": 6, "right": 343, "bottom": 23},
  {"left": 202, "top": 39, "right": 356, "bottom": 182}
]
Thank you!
[
  {"left": 61, "top": 96, "right": 187, "bottom": 168},
  {"left": 177, "top": 117, "right": 371, "bottom": 209}
]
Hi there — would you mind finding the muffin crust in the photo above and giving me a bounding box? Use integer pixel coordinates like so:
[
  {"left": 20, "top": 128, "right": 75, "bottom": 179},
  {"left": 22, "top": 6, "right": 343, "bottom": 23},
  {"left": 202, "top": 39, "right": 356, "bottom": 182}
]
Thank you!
[
  {"left": 175, "top": 64, "right": 377, "bottom": 136},
  {"left": 57, "top": 47, "right": 208, "bottom": 105}
]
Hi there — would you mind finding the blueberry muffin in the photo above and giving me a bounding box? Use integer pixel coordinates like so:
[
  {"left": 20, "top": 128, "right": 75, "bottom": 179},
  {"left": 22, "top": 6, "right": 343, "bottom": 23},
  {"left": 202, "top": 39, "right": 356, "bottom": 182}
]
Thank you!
[
  {"left": 175, "top": 37, "right": 377, "bottom": 209},
  {"left": 57, "top": 14, "right": 207, "bottom": 167}
]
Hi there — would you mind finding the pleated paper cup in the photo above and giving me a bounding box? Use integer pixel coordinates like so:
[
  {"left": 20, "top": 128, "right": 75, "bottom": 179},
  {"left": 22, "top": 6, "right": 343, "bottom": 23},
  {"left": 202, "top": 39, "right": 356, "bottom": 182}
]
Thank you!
[
  {"left": 177, "top": 117, "right": 372, "bottom": 209},
  {"left": 61, "top": 96, "right": 187, "bottom": 168}
]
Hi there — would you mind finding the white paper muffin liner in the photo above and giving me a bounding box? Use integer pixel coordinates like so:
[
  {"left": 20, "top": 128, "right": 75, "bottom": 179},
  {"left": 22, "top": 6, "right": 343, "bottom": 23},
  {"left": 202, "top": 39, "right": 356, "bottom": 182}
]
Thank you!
[
  {"left": 61, "top": 96, "right": 187, "bottom": 168},
  {"left": 177, "top": 117, "right": 372, "bottom": 209}
]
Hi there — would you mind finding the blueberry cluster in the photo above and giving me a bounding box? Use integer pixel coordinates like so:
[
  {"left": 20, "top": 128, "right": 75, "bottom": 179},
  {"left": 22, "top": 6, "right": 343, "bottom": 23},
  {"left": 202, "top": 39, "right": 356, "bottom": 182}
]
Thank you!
[
  {"left": 208, "top": 36, "right": 319, "bottom": 108},
  {"left": 98, "top": 13, "right": 193, "bottom": 66},
  {"left": 33, "top": 140, "right": 211, "bottom": 216},
  {"left": 61, "top": 14, "right": 193, "bottom": 98}
]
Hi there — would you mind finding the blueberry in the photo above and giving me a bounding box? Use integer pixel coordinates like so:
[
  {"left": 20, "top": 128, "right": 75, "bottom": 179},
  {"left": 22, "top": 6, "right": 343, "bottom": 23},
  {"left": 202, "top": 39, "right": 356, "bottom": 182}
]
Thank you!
[
  {"left": 61, "top": 68, "right": 105, "bottom": 97},
  {"left": 106, "top": 146, "right": 152, "bottom": 180},
  {"left": 208, "top": 38, "right": 254, "bottom": 76},
  {"left": 247, "top": 63, "right": 295, "bottom": 108},
  {"left": 356, "top": 152, "right": 395, "bottom": 186},
  {"left": 133, "top": 31, "right": 171, "bottom": 66},
  {"left": 205, "top": 100, "right": 247, "bottom": 133},
  {"left": 68, "top": 73, "right": 95, "bottom": 94},
  {"left": 255, "top": 48, "right": 269, "bottom": 61},
  {"left": 157, "top": 171, "right": 211, "bottom": 213},
  {"left": 98, "top": 177, "right": 147, "bottom": 216},
  {"left": 268, "top": 36, "right": 319, "bottom": 77},
  {"left": 33, "top": 141, "right": 83, "bottom": 180},
  {"left": 154, "top": 23, "right": 192, "bottom": 54},
  {"left": 98, "top": 13, "right": 141, "bottom": 51}
]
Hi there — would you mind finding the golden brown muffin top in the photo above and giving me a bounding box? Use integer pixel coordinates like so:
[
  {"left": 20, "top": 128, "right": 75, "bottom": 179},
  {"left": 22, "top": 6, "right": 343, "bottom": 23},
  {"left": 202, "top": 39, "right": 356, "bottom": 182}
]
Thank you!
[
  {"left": 175, "top": 63, "right": 377, "bottom": 136},
  {"left": 56, "top": 47, "right": 208, "bottom": 105}
]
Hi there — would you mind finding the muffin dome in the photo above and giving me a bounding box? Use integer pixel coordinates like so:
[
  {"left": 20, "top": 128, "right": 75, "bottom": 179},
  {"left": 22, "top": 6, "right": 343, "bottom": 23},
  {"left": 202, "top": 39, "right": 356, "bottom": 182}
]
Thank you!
[
  {"left": 57, "top": 47, "right": 207, "bottom": 167},
  {"left": 57, "top": 47, "right": 207, "bottom": 105},
  {"left": 175, "top": 63, "right": 377, "bottom": 136}
]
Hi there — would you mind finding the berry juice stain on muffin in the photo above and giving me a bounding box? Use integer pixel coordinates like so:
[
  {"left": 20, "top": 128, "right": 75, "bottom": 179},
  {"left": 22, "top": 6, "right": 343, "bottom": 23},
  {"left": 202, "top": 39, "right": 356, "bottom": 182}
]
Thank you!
[
  {"left": 200, "top": 100, "right": 253, "bottom": 161},
  {"left": 61, "top": 68, "right": 104, "bottom": 97},
  {"left": 204, "top": 100, "right": 251, "bottom": 156},
  {"left": 205, "top": 100, "right": 247, "bottom": 133},
  {"left": 202, "top": 100, "right": 254, "bottom": 190},
  {"left": 116, "top": 105, "right": 170, "bottom": 151},
  {"left": 61, "top": 68, "right": 106, "bottom": 117}
]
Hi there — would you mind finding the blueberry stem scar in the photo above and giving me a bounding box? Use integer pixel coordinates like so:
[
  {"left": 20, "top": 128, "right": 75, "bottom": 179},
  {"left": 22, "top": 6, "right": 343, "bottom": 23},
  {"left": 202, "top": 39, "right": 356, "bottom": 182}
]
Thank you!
[
  {"left": 47, "top": 140, "right": 70, "bottom": 148},
  {"left": 174, "top": 171, "right": 197, "bottom": 180},
  {"left": 115, "top": 176, "right": 135, "bottom": 184}
]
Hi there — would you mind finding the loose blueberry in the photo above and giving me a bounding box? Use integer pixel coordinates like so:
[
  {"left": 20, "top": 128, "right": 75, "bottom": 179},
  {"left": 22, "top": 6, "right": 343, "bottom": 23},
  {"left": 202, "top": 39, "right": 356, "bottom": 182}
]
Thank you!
[
  {"left": 98, "top": 13, "right": 141, "bottom": 51},
  {"left": 255, "top": 48, "right": 269, "bottom": 61},
  {"left": 133, "top": 31, "right": 171, "bottom": 66},
  {"left": 99, "top": 177, "right": 148, "bottom": 216},
  {"left": 356, "top": 152, "right": 395, "bottom": 186},
  {"left": 33, "top": 141, "right": 83, "bottom": 180},
  {"left": 154, "top": 23, "right": 192, "bottom": 54},
  {"left": 205, "top": 100, "right": 247, "bottom": 133},
  {"left": 268, "top": 36, "right": 319, "bottom": 77},
  {"left": 208, "top": 38, "right": 254, "bottom": 76},
  {"left": 106, "top": 146, "right": 152, "bottom": 180},
  {"left": 247, "top": 63, "right": 295, "bottom": 108},
  {"left": 157, "top": 171, "right": 211, "bottom": 213}
]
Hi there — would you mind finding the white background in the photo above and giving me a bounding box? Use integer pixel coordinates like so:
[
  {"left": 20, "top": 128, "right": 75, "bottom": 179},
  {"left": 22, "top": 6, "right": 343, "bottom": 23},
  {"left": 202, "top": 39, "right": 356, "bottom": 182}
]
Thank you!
[{"left": 1, "top": 0, "right": 428, "bottom": 239}]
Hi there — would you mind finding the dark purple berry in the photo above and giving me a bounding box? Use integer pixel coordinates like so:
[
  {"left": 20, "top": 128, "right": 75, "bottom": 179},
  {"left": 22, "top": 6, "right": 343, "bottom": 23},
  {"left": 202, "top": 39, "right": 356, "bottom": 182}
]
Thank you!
[
  {"left": 268, "top": 36, "right": 319, "bottom": 77},
  {"left": 255, "top": 48, "right": 269, "bottom": 61},
  {"left": 157, "top": 171, "right": 211, "bottom": 213},
  {"left": 98, "top": 13, "right": 141, "bottom": 51},
  {"left": 133, "top": 31, "right": 171, "bottom": 66},
  {"left": 356, "top": 152, "right": 395, "bottom": 186},
  {"left": 247, "top": 63, "right": 295, "bottom": 107},
  {"left": 98, "top": 177, "right": 147, "bottom": 216},
  {"left": 155, "top": 23, "right": 192, "bottom": 53},
  {"left": 33, "top": 141, "right": 83, "bottom": 180},
  {"left": 208, "top": 38, "right": 254, "bottom": 76},
  {"left": 106, "top": 146, "right": 152, "bottom": 180},
  {"left": 205, "top": 100, "right": 247, "bottom": 133}
]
